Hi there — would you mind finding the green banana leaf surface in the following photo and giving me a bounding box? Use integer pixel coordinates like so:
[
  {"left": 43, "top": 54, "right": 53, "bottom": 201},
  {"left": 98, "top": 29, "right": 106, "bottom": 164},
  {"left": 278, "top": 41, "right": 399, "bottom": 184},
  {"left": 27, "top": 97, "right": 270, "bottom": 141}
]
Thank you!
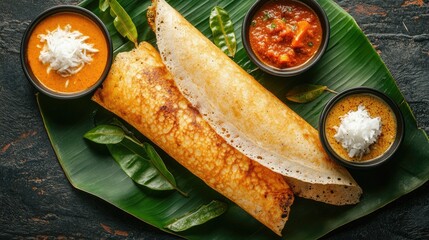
[{"left": 37, "top": 0, "right": 429, "bottom": 239}]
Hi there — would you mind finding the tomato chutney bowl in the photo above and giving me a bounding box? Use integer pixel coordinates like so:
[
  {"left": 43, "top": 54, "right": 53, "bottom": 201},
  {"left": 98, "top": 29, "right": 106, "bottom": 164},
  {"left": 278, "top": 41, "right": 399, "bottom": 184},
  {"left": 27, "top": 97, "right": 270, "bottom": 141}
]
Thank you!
[{"left": 242, "top": 0, "right": 330, "bottom": 77}]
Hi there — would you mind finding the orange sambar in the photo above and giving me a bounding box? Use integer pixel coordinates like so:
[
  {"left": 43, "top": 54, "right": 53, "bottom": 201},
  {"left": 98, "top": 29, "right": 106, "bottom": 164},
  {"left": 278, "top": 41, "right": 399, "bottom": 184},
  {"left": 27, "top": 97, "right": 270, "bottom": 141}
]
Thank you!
[
  {"left": 26, "top": 12, "right": 108, "bottom": 94},
  {"left": 325, "top": 94, "right": 397, "bottom": 162}
]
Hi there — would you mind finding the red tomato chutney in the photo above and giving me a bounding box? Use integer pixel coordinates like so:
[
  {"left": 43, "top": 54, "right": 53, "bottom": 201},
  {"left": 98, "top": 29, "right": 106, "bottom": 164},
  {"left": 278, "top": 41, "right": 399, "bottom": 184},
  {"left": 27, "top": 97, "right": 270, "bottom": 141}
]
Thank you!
[{"left": 249, "top": 0, "right": 323, "bottom": 69}]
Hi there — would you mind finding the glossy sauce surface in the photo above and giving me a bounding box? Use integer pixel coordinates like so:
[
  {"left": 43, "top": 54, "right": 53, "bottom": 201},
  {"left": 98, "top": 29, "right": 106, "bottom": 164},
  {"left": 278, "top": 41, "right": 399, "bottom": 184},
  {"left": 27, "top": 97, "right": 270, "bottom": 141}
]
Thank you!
[
  {"left": 249, "top": 0, "right": 322, "bottom": 69},
  {"left": 325, "top": 94, "right": 397, "bottom": 162},
  {"left": 26, "top": 12, "right": 108, "bottom": 93}
]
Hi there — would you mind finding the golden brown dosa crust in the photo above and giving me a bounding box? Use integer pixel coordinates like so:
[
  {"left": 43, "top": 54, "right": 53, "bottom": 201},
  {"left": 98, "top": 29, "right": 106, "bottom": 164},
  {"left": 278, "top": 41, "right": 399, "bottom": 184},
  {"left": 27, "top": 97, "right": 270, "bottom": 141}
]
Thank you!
[
  {"left": 149, "top": 0, "right": 362, "bottom": 205},
  {"left": 92, "top": 42, "right": 294, "bottom": 236}
]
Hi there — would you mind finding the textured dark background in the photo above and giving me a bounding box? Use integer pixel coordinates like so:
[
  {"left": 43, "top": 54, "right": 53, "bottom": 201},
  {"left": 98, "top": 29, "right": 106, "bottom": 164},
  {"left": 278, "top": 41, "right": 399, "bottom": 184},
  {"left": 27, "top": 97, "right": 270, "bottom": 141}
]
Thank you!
[{"left": 1, "top": 0, "right": 428, "bottom": 239}]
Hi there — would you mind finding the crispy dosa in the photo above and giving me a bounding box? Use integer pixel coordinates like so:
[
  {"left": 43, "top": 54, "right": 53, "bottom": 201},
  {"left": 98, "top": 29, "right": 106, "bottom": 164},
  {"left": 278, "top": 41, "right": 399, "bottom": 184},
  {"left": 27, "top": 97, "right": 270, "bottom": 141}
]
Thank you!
[
  {"left": 148, "top": 0, "right": 362, "bottom": 205},
  {"left": 92, "top": 42, "right": 294, "bottom": 236}
]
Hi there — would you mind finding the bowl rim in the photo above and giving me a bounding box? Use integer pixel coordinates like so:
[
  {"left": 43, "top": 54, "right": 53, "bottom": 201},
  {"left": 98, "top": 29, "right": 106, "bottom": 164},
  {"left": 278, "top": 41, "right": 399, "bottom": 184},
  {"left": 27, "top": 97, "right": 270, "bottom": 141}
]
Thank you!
[
  {"left": 20, "top": 5, "right": 113, "bottom": 99},
  {"left": 241, "top": 0, "right": 330, "bottom": 77},
  {"left": 318, "top": 87, "right": 405, "bottom": 169}
]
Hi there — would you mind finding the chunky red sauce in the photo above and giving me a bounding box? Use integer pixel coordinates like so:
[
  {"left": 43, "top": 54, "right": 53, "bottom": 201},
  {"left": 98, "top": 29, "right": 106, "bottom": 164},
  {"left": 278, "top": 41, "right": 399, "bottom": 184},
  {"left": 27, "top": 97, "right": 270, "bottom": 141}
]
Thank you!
[{"left": 249, "top": 0, "right": 323, "bottom": 69}]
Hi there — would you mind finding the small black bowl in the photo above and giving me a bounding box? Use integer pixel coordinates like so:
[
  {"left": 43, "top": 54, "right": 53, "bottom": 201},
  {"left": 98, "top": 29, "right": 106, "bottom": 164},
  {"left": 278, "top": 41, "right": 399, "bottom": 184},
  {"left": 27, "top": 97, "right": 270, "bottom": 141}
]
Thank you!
[
  {"left": 242, "top": 0, "right": 330, "bottom": 77},
  {"left": 319, "top": 87, "right": 405, "bottom": 169},
  {"left": 20, "top": 5, "right": 113, "bottom": 99}
]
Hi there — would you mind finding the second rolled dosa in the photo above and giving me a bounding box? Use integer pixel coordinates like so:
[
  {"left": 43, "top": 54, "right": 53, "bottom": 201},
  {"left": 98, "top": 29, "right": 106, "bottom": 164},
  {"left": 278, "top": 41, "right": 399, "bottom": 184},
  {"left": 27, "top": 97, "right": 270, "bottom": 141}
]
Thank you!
[
  {"left": 148, "top": 0, "right": 362, "bottom": 205},
  {"left": 92, "top": 42, "right": 294, "bottom": 236}
]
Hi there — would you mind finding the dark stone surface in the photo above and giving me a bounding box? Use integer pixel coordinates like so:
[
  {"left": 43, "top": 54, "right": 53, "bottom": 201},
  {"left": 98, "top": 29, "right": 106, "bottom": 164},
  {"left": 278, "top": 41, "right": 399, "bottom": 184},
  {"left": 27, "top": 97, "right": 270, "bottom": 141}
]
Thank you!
[{"left": 0, "top": 0, "right": 427, "bottom": 239}]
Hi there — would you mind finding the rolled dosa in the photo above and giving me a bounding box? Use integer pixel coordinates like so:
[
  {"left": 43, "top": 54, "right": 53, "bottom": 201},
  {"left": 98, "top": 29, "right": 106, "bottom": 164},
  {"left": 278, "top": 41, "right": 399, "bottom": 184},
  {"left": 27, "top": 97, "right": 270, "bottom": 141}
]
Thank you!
[
  {"left": 92, "top": 42, "right": 294, "bottom": 236},
  {"left": 148, "top": 0, "right": 362, "bottom": 205}
]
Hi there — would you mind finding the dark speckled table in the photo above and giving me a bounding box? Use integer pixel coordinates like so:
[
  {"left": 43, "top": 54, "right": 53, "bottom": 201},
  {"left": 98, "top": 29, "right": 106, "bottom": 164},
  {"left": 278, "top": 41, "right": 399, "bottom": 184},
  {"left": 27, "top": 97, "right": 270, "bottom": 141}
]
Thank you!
[{"left": 1, "top": 0, "right": 428, "bottom": 239}]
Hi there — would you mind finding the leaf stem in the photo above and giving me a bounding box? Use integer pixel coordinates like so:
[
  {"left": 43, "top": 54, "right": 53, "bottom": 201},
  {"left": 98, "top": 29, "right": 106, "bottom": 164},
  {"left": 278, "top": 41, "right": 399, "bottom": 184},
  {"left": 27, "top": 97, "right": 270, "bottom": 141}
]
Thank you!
[
  {"left": 325, "top": 87, "right": 338, "bottom": 94},
  {"left": 247, "top": 67, "right": 259, "bottom": 74}
]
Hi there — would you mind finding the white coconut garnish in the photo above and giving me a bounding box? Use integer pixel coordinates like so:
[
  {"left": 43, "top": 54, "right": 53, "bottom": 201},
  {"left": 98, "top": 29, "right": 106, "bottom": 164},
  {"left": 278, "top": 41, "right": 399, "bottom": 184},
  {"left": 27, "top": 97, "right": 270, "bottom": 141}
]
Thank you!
[
  {"left": 38, "top": 24, "right": 98, "bottom": 77},
  {"left": 334, "top": 104, "right": 382, "bottom": 158}
]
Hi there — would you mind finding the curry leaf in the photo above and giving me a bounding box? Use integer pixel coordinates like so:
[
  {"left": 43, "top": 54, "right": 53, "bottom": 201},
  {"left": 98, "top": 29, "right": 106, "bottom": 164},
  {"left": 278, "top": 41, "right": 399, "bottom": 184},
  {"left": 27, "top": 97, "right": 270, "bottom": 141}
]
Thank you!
[
  {"left": 165, "top": 200, "right": 228, "bottom": 232},
  {"left": 108, "top": 0, "right": 138, "bottom": 47},
  {"left": 209, "top": 6, "right": 237, "bottom": 57},
  {"left": 84, "top": 124, "right": 187, "bottom": 195},
  {"left": 99, "top": 0, "right": 109, "bottom": 12},
  {"left": 286, "top": 84, "right": 336, "bottom": 103},
  {"left": 143, "top": 143, "right": 177, "bottom": 188},
  {"left": 83, "top": 125, "right": 125, "bottom": 144},
  {"left": 107, "top": 140, "right": 175, "bottom": 191}
]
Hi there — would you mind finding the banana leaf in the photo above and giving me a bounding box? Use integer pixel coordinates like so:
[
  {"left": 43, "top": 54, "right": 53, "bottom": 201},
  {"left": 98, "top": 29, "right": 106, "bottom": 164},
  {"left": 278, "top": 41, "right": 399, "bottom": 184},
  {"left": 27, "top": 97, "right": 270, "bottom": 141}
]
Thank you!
[{"left": 37, "top": 0, "right": 429, "bottom": 239}]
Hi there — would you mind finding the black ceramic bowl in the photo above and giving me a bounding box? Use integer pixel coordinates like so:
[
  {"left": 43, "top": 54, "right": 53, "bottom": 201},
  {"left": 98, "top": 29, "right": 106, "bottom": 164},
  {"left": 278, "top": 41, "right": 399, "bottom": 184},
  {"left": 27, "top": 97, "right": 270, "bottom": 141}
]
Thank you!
[
  {"left": 319, "top": 87, "right": 405, "bottom": 169},
  {"left": 20, "top": 5, "right": 113, "bottom": 99},
  {"left": 242, "top": 0, "right": 330, "bottom": 77}
]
